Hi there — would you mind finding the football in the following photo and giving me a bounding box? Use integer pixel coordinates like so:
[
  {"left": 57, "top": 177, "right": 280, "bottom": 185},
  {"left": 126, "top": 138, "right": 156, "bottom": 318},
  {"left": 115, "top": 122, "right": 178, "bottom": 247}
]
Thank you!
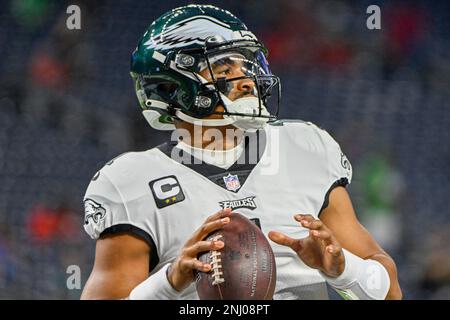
[{"left": 195, "top": 212, "right": 276, "bottom": 300}]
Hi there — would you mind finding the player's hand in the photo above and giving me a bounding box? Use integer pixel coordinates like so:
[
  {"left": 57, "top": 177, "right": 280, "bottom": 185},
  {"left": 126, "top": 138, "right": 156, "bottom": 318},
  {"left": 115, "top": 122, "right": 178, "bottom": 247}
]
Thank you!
[
  {"left": 167, "top": 208, "right": 232, "bottom": 292},
  {"left": 268, "top": 214, "right": 345, "bottom": 278}
]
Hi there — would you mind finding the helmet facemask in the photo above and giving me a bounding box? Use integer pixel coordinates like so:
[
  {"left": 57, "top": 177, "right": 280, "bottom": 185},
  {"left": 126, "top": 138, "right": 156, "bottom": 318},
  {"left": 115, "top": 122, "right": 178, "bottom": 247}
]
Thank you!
[{"left": 175, "top": 40, "right": 281, "bottom": 130}]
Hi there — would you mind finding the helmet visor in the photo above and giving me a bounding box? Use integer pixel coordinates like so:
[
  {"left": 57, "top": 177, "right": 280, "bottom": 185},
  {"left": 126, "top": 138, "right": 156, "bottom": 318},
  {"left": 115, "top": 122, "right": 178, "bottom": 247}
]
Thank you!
[{"left": 199, "top": 48, "right": 278, "bottom": 103}]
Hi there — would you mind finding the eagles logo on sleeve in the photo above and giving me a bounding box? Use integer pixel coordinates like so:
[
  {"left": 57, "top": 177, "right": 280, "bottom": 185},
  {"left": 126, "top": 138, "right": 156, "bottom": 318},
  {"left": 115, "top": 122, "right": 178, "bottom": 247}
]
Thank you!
[
  {"left": 340, "top": 152, "right": 353, "bottom": 179},
  {"left": 84, "top": 199, "right": 107, "bottom": 225}
]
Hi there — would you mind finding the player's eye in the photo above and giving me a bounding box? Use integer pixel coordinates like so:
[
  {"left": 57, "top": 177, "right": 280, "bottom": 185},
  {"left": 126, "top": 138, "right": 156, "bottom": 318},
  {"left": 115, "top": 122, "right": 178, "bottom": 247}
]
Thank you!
[{"left": 215, "top": 67, "right": 231, "bottom": 76}]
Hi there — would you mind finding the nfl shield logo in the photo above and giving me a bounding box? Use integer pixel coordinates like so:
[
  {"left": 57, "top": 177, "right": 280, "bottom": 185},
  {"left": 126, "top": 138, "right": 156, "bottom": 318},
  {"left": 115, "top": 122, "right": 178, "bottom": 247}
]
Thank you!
[{"left": 223, "top": 174, "right": 241, "bottom": 192}]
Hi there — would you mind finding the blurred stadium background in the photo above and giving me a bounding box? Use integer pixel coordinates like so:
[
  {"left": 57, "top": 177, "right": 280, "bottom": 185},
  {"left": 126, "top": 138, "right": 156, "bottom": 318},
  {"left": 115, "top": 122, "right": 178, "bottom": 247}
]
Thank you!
[{"left": 0, "top": 0, "right": 449, "bottom": 299}]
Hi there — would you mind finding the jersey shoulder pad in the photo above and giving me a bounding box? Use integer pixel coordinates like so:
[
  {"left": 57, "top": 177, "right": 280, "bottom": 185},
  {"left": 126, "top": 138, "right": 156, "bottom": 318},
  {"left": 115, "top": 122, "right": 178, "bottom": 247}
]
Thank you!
[
  {"left": 270, "top": 119, "right": 352, "bottom": 184},
  {"left": 268, "top": 119, "right": 323, "bottom": 150},
  {"left": 269, "top": 119, "right": 311, "bottom": 126},
  {"left": 306, "top": 122, "right": 353, "bottom": 185},
  {"left": 83, "top": 168, "right": 129, "bottom": 240},
  {"left": 99, "top": 149, "right": 167, "bottom": 187},
  {"left": 83, "top": 150, "right": 160, "bottom": 240}
]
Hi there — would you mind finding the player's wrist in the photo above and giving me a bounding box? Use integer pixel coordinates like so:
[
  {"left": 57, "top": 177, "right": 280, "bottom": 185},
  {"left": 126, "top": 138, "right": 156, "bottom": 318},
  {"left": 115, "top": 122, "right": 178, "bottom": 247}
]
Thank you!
[
  {"left": 319, "top": 257, "right": 345, "bottom": 278},
  {"left": 319, "top": 249, "right": 390, "bottom": 300},
  {"left": 166, "top": 262, "right": 185, "bottom": 292},
  {"left": 129, "top": 264, "right": 182, "bottom": 300},
  {"left": 320, "top": 249, "right": 358, "bottom": 286}
]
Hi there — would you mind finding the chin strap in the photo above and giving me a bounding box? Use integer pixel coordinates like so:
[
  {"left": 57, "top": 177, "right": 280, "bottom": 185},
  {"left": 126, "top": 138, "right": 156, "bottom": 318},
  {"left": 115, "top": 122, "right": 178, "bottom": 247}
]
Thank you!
[
  {"left": 142, "top": 110, "right": 175, "bottom": 131},
  {"left": 142, "top": 88, "right": 271, "bottom": 130},
  {"left": 142, "top": 108, "right": 236, "bottom": 130},
  {"left": 220, "top": 95, "right": 270, "bottom": 130},
  {"left": 175, "top": 110, "right": 235, "bottom": 127}
]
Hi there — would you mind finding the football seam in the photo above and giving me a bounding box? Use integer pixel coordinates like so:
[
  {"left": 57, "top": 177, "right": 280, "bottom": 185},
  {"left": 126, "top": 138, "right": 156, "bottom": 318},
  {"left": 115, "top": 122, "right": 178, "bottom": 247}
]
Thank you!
[
  {"left": 263, "top": 247, "right": 275, "bottom": 300},
  {"left": 209, "top": 234, "right": 225, "bottom": 286},
  {"left": 217, "top": 283, "right": 224, "bottom": 300}
]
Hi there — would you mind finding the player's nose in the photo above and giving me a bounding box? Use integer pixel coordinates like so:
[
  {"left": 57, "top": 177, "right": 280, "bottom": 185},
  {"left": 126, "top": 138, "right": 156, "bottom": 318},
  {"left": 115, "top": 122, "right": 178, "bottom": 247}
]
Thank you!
[{"left": 236, "top": 77, "right": 256, "bottom": 95}]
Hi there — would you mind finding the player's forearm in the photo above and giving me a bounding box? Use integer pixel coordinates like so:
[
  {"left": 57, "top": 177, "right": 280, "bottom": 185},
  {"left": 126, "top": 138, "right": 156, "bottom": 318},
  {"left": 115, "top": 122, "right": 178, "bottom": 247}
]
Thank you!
[
  {"left": 81, "top": 270, "right": 146, "bottom": 300},
  {"left": 80, "top": 284, "right": 126, "bottom": 300},
  {"left": 128, "top": 264, "right": 181, "bottom": 300},
  {"left": 365, "top": 252, "right": 402, "bottom": 300},
  {"left": 81, "top": 279, "right": 133, "bottom": 300}
]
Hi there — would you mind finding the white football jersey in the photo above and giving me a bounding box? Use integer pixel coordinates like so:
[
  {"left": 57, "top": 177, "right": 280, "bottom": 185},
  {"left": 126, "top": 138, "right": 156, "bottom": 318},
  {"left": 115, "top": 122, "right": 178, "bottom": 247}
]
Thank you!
[{"left": 83, "top": 120, "right": 353, "bottom": 299}]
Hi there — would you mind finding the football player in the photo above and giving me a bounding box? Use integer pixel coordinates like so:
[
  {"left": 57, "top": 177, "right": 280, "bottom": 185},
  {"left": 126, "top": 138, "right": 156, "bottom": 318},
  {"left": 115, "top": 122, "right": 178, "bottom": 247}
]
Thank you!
[{"left": 81, "top": 5, "right": 402, "bottom": 300}]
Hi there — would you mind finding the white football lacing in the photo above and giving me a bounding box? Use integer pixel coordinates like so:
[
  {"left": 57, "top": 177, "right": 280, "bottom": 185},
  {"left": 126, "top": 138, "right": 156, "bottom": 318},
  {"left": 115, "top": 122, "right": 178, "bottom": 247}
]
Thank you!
[{"left": 209, "top": 234, "right": 225, "bottom": 286}]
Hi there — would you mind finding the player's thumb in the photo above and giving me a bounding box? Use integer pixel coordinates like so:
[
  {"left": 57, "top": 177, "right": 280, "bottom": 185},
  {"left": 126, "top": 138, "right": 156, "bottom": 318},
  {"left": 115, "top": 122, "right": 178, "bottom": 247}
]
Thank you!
[{"left": 268, "top": 231, "right": 297, "bottom": 249}]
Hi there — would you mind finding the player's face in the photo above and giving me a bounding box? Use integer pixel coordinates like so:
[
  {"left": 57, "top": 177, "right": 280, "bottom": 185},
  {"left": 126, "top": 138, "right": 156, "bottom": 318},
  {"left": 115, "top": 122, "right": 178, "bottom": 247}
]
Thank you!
[{"left": 199, "top": 54, "right": 257, "bottom": 105}]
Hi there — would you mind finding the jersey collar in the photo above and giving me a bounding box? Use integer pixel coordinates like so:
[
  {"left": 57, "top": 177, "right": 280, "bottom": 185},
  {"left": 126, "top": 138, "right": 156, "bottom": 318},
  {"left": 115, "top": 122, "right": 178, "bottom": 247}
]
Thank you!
[{"left": 156, "top": 129, "right": 267, "bottom": 193}]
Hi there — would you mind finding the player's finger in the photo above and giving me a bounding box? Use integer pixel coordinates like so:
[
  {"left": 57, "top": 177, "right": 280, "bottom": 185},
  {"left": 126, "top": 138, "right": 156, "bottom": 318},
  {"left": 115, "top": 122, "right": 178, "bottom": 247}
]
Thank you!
[
  {"left": 268, "top": 231, "right": 302, "bottom": 252},
  {"left": 298, "top": 217, "right": 323, "bottom": 230},
  {"left": 185, "top": 240, "right": 224, "bottom": 257},
  {"left": 204, "top": 208, "right": 232, "bottom": 223},
  {"left": 191, "top": 217, "right": 230, "bottom": 242},
  {"left": 326, "top": 244, "right": 343, "bottom": 257},
  {"left": 310, "top": 229, "right": 332, "bottom": 243},
  {"left": 294, "top": 214, "right": 315, "bottom": 224},
  {"left": 180, "top": 257, "right": 212, "bottom": 273}
]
